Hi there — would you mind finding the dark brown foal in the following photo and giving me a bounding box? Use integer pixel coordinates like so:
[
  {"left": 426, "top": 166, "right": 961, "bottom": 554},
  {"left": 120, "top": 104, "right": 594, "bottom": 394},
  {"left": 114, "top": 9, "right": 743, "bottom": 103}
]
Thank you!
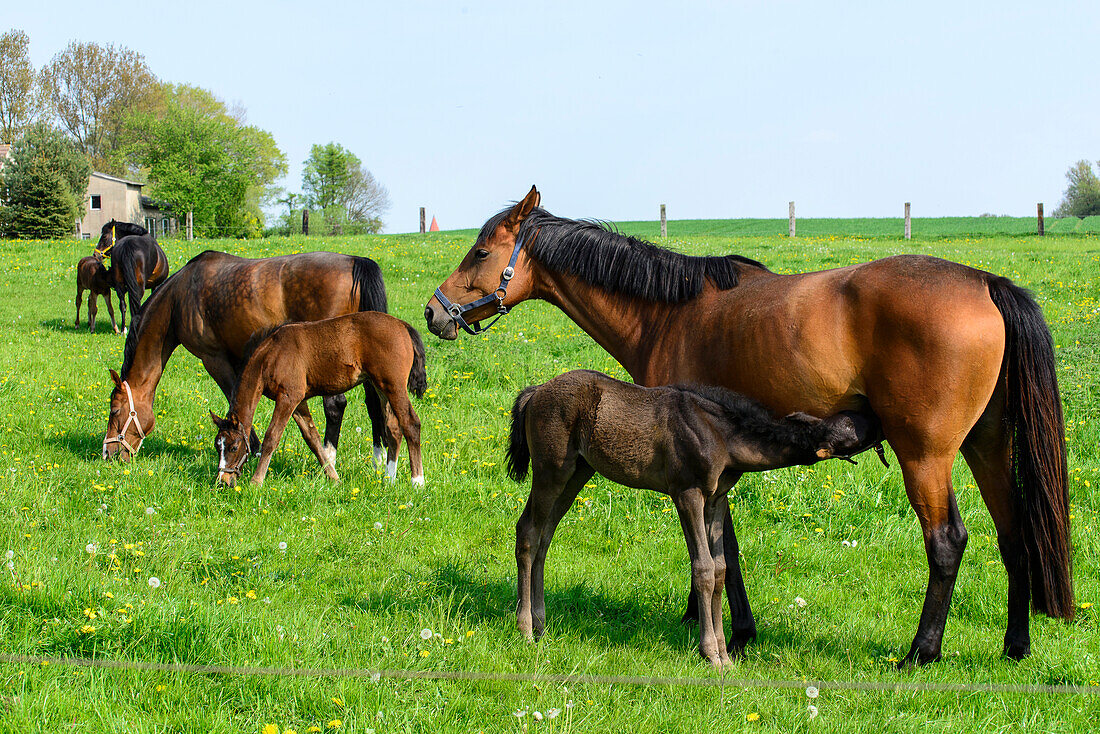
[
  {"left": 75, "top": 256, "right": 120, "bottom": 334},
  {"left": 211, "top": 312, "right": 427, "bottom": 486},
  {"left": 506, "top": 370, "right": 880, "bottom": 667}
]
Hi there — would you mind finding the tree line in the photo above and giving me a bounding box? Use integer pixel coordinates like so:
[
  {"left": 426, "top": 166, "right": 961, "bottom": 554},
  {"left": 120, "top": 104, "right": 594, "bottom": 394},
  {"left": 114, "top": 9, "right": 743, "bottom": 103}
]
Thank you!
[{"left": 0, "top": 29, "right": 389, "bottom": 239}]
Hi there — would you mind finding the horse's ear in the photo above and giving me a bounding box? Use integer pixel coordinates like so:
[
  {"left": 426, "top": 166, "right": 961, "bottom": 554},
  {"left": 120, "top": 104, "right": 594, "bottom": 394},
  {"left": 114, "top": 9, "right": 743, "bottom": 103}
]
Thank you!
[
  {"left": 108, "top": 368, "right": 122, "bottom": 387},
  {"left": 209, "top": 410, "right": 224, "bottom": 429},
  {"left": 504, "top": 185, "right": 540, "bottom": 229}
]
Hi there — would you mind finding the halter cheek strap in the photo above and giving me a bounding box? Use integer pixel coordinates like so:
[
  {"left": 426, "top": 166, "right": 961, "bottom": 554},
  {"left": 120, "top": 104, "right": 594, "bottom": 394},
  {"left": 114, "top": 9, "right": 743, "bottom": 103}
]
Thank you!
[
  {"left": 94, "top": 225, "right": 116, "bottom": 258},
  {"left": 102, "top": 380, "right": 146, "bottom": 458},
  {"left": 433, "top": 229, "right": 532, "bottom": 336}
]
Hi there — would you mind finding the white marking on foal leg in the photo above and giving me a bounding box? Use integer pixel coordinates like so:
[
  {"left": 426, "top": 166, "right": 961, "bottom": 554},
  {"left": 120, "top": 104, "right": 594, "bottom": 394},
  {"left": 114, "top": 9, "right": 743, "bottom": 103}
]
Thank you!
[
  {"left": 373, "top": 444, "right": 385, "bottom": 466},
  {"left": 385, "top": 459, "right": 398, "bottom": 481},
  {"left": 411, "top": 474, "right": 425, "bottom": 487}
]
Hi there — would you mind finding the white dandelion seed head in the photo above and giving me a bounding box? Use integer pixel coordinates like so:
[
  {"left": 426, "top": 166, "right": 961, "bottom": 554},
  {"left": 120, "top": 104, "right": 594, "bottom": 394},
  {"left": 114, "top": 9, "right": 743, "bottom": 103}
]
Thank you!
[
  {"left": 278, "top": 541, "right": 287, "bottom": 551},
  {"left": 513, "top": 709, "right": 527, "bottom": 719},
  {"left": 420, "top": 628, "right": 433, "bottom": 640},
  {"left": 547, "top": 708, "right": 561, "bottom": 719},
  {"left": 374, "top": 522, "right": 383, "bottom": 530},
  {"left": 533, "top": 711, "right": 544, "bottom": 721},
  {"left": 806, "top": 686, "right": 819, "bottom": 698},
  {"left": 795, "top": 596, "right": 807, "bottom": 608},
  {"left": 85, "top": 543, "right": 97, "bottom": 555},
  {"left": 371, "top": 672, "right": 381, "bottom": 682},
  {"left": 4, "top": 550, "right": 12, "bottom": 560},
  {"left": 145, "top": 507, "right": 155, "bottom": 516},
  {"left": 808, "top": 704, "right": 819, "bottom": 720},
  {"left": 147, "top": 576, "right": 161, "bottom": 589}
]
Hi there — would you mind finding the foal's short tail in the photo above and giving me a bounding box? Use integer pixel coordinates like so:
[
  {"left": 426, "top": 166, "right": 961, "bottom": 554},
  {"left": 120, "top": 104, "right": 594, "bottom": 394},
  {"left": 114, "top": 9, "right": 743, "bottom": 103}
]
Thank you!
[
  {"left": 405, "top": 323, "right": 427, "bottom": 399},
  {"left": 987, "top": 275, "right": 1074, "bottom": 619},
  {"left": 506, "top": 386, "right": 538, "bottom": 482},
  {"left": 352, "top": 256, "right": 388, "bottom": 314}
]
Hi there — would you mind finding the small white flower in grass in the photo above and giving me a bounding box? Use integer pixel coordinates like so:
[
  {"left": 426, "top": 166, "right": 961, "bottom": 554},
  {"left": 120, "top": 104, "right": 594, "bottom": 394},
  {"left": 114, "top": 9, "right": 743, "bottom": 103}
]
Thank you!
[
  {"left": 4, "top": 550, "right": 12, "bottom": 560},
  {"left": 547, "top": 708, "right": 561, "bottom": 719},
  {"left": 374, "top": 522, "right": 383, "bottom": 530},
  {"left": 808, "top": 705, "right": 818, "bottom": 720},
  {"left": 85, "top": 543, "right": 97, "bottom": 555},
  {"left": 148, "top": 576, "right": 161, "bottom": 589},
  {"left": 851, "top": 540, "right": 858, "bottom": 548},
  {"left": 278, "top": 541, "right": 288, "bottom": 553},
  {"left": 145, "top": 507, "right": 155, "bottom": 516},
  {"left": 533, "top": 711, "right": 543, "bottom": 721},
  {"left": 841, "top": 540, "right": 851, "bottom": 547},
  {"left": 806, "top": 686, "right": 819, "bottom": 698},
  {"left": 795, "top": 596, "right": 807, "bottom": 608},
  {"left": 420, "top": 628, "right": 433, "bottom": 640},
  {"left": 513, "top": 709, "right": 527, "bottom": 719}
]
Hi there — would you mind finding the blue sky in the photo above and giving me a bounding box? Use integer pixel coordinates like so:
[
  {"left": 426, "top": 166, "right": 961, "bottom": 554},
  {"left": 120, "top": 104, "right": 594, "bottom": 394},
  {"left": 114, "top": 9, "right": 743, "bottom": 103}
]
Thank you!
[{"left": 8, "top": 1, "right": 1098, "bottom": 231}]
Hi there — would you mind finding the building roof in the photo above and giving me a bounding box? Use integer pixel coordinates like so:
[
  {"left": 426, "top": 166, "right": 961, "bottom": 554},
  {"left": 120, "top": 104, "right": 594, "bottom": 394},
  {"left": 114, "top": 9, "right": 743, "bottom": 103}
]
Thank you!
[{"left": 91, "top": 170, "right": 145, "bottom": 187}]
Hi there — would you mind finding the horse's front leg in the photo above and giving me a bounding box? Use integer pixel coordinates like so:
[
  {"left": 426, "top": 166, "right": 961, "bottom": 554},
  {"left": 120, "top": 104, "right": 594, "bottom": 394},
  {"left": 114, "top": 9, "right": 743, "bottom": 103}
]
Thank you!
[
  {"left": 251, "top": 396, "right": 298, "bottom": 486},
  {"left": 673, "top": 486, "right": 722, "bottom": 667},
  {"left": 291, "top": 400, "right": 339, "bottom": 481},
  {"left": 88, "top": 294, "right": 99, "bottom": 334}
]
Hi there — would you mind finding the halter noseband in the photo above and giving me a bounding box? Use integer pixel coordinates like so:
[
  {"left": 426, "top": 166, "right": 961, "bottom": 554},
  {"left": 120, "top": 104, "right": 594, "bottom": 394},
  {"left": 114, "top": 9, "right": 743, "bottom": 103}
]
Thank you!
[
  {"left": 94, "top": 224, "right": 116, "bottom": 258},
  {"left": 215, "top": 430, "right": 250, "bottom": 480},
  {"left": 433, "top": 229, "right": 533, "bottom": 336},
  {"left": 102, "top": 380, "right": 145, "bottom": 459}
]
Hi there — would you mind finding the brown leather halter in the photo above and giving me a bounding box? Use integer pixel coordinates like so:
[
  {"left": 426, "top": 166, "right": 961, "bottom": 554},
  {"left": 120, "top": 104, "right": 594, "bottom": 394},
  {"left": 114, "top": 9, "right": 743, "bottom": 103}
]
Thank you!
[{"left": 102, "top": 380, "right": 145, "bottom": 459}]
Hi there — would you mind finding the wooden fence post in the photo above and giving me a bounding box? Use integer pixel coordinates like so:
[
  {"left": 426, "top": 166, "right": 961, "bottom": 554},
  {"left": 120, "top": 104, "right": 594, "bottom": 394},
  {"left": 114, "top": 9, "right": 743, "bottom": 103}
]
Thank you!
[
  {"left": 1037, "top": 203, "right": 1044, "bottom": 236},
  {"left": 420, "top": 207, "right": 426, "bottom": 234},
  {"left": 660, "top": 204, "right": 667, "bottom": 238},
  {"left": 302, "top": 209, "right": 309, "bottom": 236},
  {"left": 186, "top": 211, "right": 193, "bottom": 241},
  {"left": 788, "top": 201, "right": 796, "bottom": 237},
  {"left": 904, "top": 202, "right": 911, "bottom": 240}
]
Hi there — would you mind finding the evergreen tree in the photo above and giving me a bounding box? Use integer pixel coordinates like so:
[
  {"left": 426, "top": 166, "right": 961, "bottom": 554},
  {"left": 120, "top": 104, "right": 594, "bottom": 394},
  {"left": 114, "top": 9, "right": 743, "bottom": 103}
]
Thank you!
[{"left": 0, "top": 123, "right": 89, "bottom": 239}]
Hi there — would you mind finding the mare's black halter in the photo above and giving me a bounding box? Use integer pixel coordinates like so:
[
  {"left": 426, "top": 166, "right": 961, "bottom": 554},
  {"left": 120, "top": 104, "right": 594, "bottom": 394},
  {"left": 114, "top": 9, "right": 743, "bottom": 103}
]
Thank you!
[{"left": 433, "top": 230, "right": 531, "bottom": 336}]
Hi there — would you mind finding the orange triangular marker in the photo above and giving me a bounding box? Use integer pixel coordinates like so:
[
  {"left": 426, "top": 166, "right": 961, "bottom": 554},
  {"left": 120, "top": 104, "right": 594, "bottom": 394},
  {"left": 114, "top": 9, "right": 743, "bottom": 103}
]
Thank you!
[{"left": 429, "top": 216, "right": 440, "bottom": 232}]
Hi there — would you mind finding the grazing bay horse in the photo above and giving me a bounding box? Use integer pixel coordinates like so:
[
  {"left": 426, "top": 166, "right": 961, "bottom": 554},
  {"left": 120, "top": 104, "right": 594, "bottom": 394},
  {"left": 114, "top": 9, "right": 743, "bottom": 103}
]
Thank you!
[
  {"left": 425, "top": 186, "right": 1071, "bottom": 665},
  {"left": 94, "top": 220, "right": 170, "bottom": 327},
  {"left": 75, "top": 256, "right": 121, "bottom": 334},
  {"left": 507, "top": 369, "right": 882, "bottom": 666},
  {"left": 102, "top": 250, "right": 390, "bottom": 470},
  {"left": 210, "top": 312, "right": 427, "bottom": 487}
]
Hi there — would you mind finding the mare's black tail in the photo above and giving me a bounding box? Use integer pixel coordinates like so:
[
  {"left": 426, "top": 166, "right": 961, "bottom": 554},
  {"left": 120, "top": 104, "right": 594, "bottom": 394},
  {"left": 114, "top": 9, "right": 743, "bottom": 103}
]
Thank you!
[
  {"left": 506, "top": 386, "right": 538, "bottom": 482},
  {"left": 352, "top": 257, "right": 388, "bottom": 313},
  {"left": 986, "top": 275, "right": 1073, "bottom": 618}
]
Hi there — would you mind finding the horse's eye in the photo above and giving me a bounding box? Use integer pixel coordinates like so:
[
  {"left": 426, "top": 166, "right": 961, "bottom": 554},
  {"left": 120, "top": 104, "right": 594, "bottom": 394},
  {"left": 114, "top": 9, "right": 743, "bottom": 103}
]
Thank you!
[{"left": 474, "top": 249, "right": 490, "bottom": 261}]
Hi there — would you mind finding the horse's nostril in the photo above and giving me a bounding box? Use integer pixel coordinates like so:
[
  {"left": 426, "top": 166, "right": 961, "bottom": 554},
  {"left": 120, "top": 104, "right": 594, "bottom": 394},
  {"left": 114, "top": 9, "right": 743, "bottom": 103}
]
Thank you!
[{"left": 424, "top": 305, "right": 434, "bottom": 323}]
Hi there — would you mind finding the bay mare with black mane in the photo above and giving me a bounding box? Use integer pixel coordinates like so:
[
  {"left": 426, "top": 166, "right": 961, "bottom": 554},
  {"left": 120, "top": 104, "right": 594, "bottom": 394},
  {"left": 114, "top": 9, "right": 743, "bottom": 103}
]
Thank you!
[
  {"left": 102, "top": 250, "right": 389, "bottom": 470},
  {"left": 94, "top": 220, "right": 170, "bottom": 328},
  {"left": 507, "top": 369, "right": 882, "bottom": 666},
  {"left": 425, "top": 186, "right": 1072, "bottom": 666}
]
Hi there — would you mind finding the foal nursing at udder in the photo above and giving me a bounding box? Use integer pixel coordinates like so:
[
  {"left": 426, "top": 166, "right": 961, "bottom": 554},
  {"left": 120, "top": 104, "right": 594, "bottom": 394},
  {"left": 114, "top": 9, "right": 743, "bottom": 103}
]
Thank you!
[{"left": 507, "top": 370, "right": 881, "bottom": 667}]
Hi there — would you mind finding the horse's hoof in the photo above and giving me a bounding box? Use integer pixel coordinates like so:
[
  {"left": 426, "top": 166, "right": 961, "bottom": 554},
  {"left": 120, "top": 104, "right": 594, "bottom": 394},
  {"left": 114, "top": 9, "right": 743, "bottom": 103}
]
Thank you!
[
  {"left": 898, "top": 647, "right": 941, "bottom": 669},
  {"left": 411, "top": 475, "right": 425, "bottom": 487},
  {"left": 1003, "top": 642, "right": 1031, "bottom": 661}
]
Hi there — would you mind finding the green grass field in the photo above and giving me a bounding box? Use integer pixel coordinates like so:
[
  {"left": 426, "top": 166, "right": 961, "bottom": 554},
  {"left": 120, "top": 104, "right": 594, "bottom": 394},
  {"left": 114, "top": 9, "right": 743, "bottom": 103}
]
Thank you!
[{"left": 0, "top": 222, "right": 1098, "bottom": 732}]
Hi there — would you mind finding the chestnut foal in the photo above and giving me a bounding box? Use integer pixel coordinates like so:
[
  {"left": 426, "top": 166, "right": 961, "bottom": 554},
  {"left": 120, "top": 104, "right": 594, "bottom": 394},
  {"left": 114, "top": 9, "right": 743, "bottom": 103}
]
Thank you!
[
  {"left": 506, "top": 370, "right": 881, "bottom": 667},
  {"left": 211, "top": 312, "right": 427, "bottom": 486},
  {"left": 75, "top": 256, "right": 120, "bottom": 334}
]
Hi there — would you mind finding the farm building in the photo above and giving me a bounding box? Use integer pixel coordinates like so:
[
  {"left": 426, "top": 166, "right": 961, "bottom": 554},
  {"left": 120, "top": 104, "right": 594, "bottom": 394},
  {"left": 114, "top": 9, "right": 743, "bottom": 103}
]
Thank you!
[{"left": 77, "top": 171, "right": 177, "bottom": 240}]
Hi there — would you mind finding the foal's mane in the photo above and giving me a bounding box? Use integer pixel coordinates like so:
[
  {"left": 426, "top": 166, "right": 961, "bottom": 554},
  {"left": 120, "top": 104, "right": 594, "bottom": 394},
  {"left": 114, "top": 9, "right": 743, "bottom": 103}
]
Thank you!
[
  {"left": 480, "top": 207, "right": 768, "bottom": 303},
  {"left": 675, "top": 383, "right": 823, "bottom": 451}
]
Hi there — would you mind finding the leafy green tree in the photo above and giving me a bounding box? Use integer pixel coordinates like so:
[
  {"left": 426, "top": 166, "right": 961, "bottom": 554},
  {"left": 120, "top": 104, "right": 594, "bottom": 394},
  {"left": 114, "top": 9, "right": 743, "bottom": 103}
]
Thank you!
[
  {"left": 0, "top": 122, "right": 90, "bottom": 238},
  {"left": 39, "top": 41, "right": 159, "bottom": 174},
  {"left": 301, "top": 142, "right": 390, "bottom": 232},
  {"left": 0, "top": 29, "right": 43, "bottom": 143},
  {"left": 1053, "top": 160, "right": 1100, "bottom": 218},
  {"left": 122, "top": 84, "right": 286, "bottom": 238}
]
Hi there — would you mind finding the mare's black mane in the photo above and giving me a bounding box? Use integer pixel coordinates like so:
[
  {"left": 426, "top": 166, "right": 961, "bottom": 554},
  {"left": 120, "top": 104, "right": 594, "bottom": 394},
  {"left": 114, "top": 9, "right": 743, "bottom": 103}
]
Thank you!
[{"left": 478, "top": 206, "right": 768, "bottom": 304}]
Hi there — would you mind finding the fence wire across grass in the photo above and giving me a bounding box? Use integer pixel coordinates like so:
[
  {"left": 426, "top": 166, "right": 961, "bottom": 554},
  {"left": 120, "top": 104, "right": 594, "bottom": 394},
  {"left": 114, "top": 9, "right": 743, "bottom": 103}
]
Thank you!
[{"left": 2, "top": 652, "right": 1097, "bottom": 698}]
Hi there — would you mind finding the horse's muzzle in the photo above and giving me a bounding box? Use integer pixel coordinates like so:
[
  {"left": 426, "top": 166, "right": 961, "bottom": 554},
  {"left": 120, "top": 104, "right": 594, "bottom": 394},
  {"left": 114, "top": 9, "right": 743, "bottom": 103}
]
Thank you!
[
  {"left": 424, "top": 303, "right": 458, "bottom": 340},
  {"left": 216, "top": 470, "right": 238, "bottom": 487}
]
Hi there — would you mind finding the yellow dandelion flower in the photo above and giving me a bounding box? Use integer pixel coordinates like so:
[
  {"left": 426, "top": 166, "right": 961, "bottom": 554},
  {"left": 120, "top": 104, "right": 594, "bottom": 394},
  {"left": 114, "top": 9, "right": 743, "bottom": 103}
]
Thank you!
[
  {"left": 326, "top": 721, "right": 342, "bottom": 730},
  {"left": 262, "top": 725, "right": 279, "bottom": 734},
  {"left": 746, "top": 712, "right": 760, "bottom": 721},
  {"left": 80, "top": 625, "right": 96, "bottom": 634},
  {"left": 246, "top": 589, "right": 257, "bottom": 600}
]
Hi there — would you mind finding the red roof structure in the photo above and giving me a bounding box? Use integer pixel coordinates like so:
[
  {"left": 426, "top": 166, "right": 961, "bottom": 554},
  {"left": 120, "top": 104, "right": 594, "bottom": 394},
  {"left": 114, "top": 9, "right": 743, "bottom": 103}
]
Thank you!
[{"left": 429, "top": 216, "right": 440, "bottom": 232}]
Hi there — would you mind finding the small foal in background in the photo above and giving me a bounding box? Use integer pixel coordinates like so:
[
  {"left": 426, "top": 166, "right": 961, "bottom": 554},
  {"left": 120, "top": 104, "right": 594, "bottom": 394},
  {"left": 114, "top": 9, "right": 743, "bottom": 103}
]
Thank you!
[
  {"left": 211, "top": 312, "right": 427, "bottom": 486},
  {"left": 506, "top": 369, "right": 881, "bottom": 667},
  {"left": 75, "top": 256, "right": 120, "bottom": 334}
]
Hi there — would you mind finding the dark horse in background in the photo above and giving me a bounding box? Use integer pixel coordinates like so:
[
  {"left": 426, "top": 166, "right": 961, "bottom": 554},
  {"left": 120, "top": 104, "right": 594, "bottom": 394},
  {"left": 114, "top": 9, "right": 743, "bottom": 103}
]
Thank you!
[
  {"left": 101, "top": 250, "right": 390, "bottom": 473},
  {"left": 425, "top": 186, "right": 1071, "bottom": 666},
  {"left": 94, "top": 220, "right": 170, "bottom": 329}
]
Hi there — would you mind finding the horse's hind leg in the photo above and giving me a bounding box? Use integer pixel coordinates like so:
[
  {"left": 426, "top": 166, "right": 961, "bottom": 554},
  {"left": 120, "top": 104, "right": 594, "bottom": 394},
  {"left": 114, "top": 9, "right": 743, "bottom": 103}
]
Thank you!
[
  {"left": 530, "top": 460, "right": 594, "bottom": 638},
  {"left": 104, "top": 292, "right": 119, "bottom": 334},
  {"left": 321, "top": 393, "right": 348, "bottom": 468},
  {"left": 291, "top": 400, "right": 340, "bottom": 482},
  {"left": 517, "top": 466, "right": 570, "bottom": 640},
  {"left": 895, "top": 453, "right": 968, "bottom": 666},
  {"left": 88, "top": 294, "right": 99, "bottom": 334},
  {"left": 75, "top": 284, "right": 84, "bottom": 329},
  {"left": 380, "top": 387, "right": 423, "bottom": 485},
  {"left": 962, "top": 399, "right": 1031, "bottom": 659},
  {"left": 364, "top": 385, "right": 386, "bottom": 466}
]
